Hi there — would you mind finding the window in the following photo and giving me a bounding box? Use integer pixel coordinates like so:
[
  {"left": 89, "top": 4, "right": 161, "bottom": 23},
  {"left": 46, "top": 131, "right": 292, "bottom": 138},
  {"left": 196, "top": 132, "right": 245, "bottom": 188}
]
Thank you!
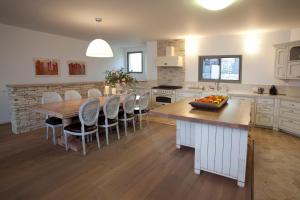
[
  {"left": 127, "top": 51, "right": 143, "bottom": 73},
  {"left": 199, "top": 55, "right": 242, "bottom": 83}
]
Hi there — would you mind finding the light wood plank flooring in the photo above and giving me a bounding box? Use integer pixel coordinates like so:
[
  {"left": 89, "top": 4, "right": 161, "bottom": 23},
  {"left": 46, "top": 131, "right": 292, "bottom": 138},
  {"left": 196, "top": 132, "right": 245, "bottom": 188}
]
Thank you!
[{"left": 0, "top": 122, "right": 252, "bottom": 200}]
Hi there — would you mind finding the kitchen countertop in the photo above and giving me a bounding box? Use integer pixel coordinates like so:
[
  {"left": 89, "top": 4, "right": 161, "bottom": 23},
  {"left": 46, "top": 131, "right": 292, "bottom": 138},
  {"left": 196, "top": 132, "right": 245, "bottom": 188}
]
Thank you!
[
  {"left": 176, "top": 88, "right": 300, "bottom": 102},
  {"left": 150, "top": 98, "right": 251, "bottom": 129}
]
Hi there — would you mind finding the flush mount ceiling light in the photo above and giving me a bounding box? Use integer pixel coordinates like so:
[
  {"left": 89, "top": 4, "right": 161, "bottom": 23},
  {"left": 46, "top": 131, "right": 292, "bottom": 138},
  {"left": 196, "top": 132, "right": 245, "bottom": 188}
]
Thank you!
[
  {"left": 86, "top": 18, "right": 113, "bottom": 57},
  {"left": 196, "top": 0, "right": 235, "bottom": 11}
]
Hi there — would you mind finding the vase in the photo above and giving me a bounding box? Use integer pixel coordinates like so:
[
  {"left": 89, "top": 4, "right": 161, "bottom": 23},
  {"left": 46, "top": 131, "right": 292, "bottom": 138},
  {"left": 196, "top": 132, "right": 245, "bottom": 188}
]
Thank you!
[
  {"left": 104, "top": 85, "right": 110, "bottom": 96},
  {"left": 111, "top": 87, "right": 117, "bottom": 95}
]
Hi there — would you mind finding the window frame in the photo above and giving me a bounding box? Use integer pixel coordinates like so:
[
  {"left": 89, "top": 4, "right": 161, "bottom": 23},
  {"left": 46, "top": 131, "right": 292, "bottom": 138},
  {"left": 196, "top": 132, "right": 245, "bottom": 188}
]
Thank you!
[
  {"left": 198, "top": 55, "right": 242, "bottom": 83},
  {"left": 126, "top": 51, "right": 144, "bottom": 74}
]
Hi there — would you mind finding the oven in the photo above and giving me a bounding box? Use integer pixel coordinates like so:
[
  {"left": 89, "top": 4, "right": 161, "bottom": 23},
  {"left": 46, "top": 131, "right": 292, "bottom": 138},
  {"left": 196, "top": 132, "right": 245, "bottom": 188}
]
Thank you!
[{"left": 151, "top": 88, "right": 177, "bottom": 106}]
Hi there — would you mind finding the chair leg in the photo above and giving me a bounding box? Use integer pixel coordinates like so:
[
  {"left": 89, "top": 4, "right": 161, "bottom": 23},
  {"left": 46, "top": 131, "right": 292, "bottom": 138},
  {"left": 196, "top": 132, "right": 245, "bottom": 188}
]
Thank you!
[
  {"left": 52, "top": 127, "right": 56, "bottom": 145},
  {"left": 64, "top": 132, "right": 68, "bottom": 151},
  {"left": 87, "top": 134, "right": 90, "bottom": 143},
  {"left": 46, "top": 126, "right": 49, "bottom": 140},
  {"left": 124, "top": 121, "right": 128, "bottom": 136},
  {"left": 96, "top": 130, "right": 100, "bottom": 149},
  {"left": 139, "top": 115, "right": 142, "bottom": 129},
  {"left": 105, "top": 127, "right": 109, "bottom": 145},
  {"left": 133, "top": 118, "right": 136, "bottom": 133},
  {"left": 82, "top": 135, "right": 86, "bottom": 156},
  {"left": 116, "top": 124, "right": 120, "bottom": 140}
]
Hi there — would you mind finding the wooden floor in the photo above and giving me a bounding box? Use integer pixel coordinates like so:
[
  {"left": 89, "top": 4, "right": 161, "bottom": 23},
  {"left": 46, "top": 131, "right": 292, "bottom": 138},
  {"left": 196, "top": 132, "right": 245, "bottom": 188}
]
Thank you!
[
  {"left": 252, "top": 128, "right": 300, "bottom": 200},
  {"left": 0, "top": 122, "right": 252, "bottom": 200}
]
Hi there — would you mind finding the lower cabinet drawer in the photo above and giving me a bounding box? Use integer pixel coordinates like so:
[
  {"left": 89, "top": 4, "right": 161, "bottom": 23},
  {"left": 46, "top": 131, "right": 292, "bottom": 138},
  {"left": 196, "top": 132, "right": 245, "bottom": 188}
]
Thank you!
[
  {"left": 279, "top": 118, "right": 300, "bottom": 136},
  {"left": 257, "top": 98, "right": 274, "bottom": 105},
  {"left": 256, "top": 104, "right": 274, "bottom": 114},
  {"left": 255, "top": 113, "right": 273, "bottom": 127},
  {"left": 280, "top": 100, "right": 300, "bottom": 110},
  {"left": 280, "top": 107, "right": 300, "bottom": 119}
]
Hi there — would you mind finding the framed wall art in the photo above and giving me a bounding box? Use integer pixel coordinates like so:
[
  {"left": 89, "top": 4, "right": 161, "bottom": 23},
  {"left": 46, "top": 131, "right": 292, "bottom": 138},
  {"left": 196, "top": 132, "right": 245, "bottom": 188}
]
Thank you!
[
  {"left": 67, "top": 61, "right": 86, "bottom": 76},
  {"left": 34, "top": 58, "right": 59, "bottom": 76}
]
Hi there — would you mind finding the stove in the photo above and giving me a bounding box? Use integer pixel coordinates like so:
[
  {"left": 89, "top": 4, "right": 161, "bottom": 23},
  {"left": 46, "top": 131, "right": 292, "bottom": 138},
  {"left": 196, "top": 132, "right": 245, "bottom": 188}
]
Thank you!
[
  {"left": 151, "top": 85, "right": 182, "bottom": 106},
  {"left": 152, "top": 85, "right": 183, "bottom": 90}
]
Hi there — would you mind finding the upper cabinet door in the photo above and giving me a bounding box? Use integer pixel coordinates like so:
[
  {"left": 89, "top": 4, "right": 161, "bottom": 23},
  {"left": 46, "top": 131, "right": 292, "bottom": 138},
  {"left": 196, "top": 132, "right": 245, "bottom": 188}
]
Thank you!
[
  {"left": 274, "top": 46, "right": 288, "bottom": 79},
  {"left": 287, "top": 62, "right": 300, "bottom": 79},
  {"left": 289, "top": 46, "right": 300, "bottom": 61}
]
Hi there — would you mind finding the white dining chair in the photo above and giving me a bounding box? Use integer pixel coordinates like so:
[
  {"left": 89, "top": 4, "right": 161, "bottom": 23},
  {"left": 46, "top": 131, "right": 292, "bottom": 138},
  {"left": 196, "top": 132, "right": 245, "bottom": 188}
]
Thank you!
[
  {"left": 63, "top": 98, "right": 100, "bottom": 156},
  {"left": 98, "top": 95, "right": 120, "bottom": 145},
  {"left": 64, "top": 90, "right": 82, "bottom": 101},
  {"left": 42, "top": 92, "right": 63, "bottom": 145},
  {"left": 119, "top": 93, "right": 136, "bottom": 136},
  {"left": 88, "top": 88, "right": 102, "bottom": 98},
  {"left": 134, "top": 92, "right": 150, "bottom": 129}
]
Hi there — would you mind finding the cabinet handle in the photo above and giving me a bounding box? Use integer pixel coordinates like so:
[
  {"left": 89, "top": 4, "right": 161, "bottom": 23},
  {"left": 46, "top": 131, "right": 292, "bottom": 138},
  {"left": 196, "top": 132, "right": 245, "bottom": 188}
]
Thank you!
[
  {"left": 288, "top": 120, "right": 293, "bottom": 123},
  {"left": 164, "top": 63, "right": 168, "bottom": 65}
]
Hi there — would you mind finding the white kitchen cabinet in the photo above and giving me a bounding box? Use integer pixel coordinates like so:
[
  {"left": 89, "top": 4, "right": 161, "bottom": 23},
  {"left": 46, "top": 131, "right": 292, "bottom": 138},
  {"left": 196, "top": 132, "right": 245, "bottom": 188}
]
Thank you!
[
  {"left": 156, "top": 56, "right": 183, "bottom": 67},
  {"left": 255, "top": 113, "right": 274, "bottom": 127},
  {"left": 279, "top": 100, "right": 300, "bottom": 137},
  {"left": 274, "top": 46, "right": 288, "bottom": 79},
  {"left": 255, "top": 98, "right": 275, "bottom": 128},
  {"left": 230, "top": 96, "right": 255, "bottom": 125},
  {"left": 176, "top": 90, "right": 202, "bottom": 101},
  {"left": 287, "top": 62, "right": 300, "bottom": 79}
]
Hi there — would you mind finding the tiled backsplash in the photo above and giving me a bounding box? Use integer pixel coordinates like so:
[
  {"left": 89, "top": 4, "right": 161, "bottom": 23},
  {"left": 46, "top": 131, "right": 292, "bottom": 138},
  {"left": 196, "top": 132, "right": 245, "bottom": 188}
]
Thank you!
[{"left": 157, "top": 39, "right": 185, "bottom": 86}]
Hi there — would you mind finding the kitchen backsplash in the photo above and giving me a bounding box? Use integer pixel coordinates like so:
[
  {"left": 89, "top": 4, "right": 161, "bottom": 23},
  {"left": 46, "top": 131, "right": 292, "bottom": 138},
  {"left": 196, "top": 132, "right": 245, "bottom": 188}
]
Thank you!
[
  {"left": 157, "top": 39, "right": 185, "bottom": 86},
  {"left": 157, "top": 67, "right": 185, "bottom": 86}
]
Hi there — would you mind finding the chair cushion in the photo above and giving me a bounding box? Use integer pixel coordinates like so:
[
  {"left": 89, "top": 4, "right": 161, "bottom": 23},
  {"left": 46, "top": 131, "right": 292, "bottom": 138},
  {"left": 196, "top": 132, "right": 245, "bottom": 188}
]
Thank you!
[
  {"left": 98, "top": 116, "right": 118, "bottom": 125},
  {"left": 134, "top": 109, "right": 149, "bottom": 114},
  {"left": 64, "top": 122, "right": 97, "bottom": 133},
  {"left": 46, "top": 117, "right": 62, "bottom": 125},
  {"left": 118, "top": 111, "right": 135, "bottom": 119}
]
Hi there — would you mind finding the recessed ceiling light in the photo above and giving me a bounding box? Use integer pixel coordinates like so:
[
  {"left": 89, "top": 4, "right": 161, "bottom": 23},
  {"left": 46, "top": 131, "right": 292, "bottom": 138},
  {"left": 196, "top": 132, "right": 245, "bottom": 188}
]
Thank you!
[{"left": 196, "top": 0, "right": 235, "bottom": 11}]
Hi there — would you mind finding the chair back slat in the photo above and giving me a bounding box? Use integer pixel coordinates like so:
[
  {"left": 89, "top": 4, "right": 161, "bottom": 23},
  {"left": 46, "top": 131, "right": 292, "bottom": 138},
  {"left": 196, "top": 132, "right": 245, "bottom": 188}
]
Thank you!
[
  {"left": 65, "top": 90, "right": 82, "bottom": 101},
  {"left": 88, "top": 88, "right": 102, "bottom": 98},
  {"left": 139, "top": 92, "right": 150, "bottom": 110},
  {"left": 42, "top": 92, "right": 62, "bottom": 104},
  {"left": 104, "top": 96, "right": 120, "bottom": 119},
  {"left": 124, "top": 93, "right": 136, "bottom": 114},
  {"left": 79, "top": 98, "right": 100, "bottom": 126}
]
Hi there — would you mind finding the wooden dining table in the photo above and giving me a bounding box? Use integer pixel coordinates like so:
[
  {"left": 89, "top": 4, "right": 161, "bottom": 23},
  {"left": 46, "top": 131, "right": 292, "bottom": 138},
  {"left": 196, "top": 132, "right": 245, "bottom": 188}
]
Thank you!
[
  {"left": 33, "top": 96, "right": 126, "bottom": 125},
  {"left": 32, "top": 95, "right": 133, "bottom": 151}
]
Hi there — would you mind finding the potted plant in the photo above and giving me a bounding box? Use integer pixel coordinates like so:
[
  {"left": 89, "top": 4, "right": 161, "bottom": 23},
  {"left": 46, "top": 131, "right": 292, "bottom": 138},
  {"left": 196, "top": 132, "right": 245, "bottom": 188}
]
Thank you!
[{"left": 104, "top": 68, "right": 136, "bottom": 95}]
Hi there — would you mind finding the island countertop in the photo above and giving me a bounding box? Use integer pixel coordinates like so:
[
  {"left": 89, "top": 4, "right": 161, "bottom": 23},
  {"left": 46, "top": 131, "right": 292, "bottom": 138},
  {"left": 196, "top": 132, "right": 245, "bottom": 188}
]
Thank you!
[{"left": 150, "top": 99, "right": 251, "bottom": 130}]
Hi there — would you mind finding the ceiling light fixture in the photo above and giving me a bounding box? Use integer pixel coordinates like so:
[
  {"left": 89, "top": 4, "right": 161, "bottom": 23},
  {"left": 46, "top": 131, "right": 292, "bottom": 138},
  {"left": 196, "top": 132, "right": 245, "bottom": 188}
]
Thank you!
[
  {"left": 86, "top": 18, "right": 113, "bottom": 58},
  {"left": 196, "top": 0, "right": 235, "bottom": 11}
]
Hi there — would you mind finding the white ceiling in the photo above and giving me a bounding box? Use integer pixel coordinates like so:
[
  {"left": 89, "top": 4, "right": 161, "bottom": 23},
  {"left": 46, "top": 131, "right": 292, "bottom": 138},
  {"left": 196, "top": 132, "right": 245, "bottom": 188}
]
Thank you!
[{"left": 0, "top": 0, "right": 300, "bottom": 44}]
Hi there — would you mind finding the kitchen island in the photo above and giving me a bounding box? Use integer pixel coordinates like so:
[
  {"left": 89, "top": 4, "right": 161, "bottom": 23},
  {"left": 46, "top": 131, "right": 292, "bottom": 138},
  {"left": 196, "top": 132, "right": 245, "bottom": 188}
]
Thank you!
[{"left": 150, "top": 99, "right": 251, "bottom": 187}]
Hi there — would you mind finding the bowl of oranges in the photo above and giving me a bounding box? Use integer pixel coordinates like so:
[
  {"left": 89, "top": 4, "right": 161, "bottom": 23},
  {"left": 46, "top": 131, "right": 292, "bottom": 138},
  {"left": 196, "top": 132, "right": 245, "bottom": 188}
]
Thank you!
[{"left": 189, "top": 95, "right": 229, "bottom": 110}]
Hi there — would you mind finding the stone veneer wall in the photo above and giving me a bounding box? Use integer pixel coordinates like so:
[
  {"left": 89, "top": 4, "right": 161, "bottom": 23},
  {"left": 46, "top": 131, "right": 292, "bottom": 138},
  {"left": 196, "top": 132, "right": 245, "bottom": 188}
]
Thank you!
[
  {"left": 7, "top": 82, "right": 103, "bottom": 134},
  {"left": 157, "top": 39, "right": 185, "bottom": 86}
]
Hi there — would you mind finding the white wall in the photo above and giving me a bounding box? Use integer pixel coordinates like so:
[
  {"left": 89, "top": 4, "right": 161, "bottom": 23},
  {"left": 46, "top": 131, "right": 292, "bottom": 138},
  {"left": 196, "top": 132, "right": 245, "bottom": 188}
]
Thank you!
[
  {"left": 0, "top": 23, "right": 125, "bottom": 123},
  {"left": 146, "top": 41, "right": 157, "bottom": 81},
  {"left": 290, "top": 28, "right": 300, "bottom": 41},
  {"left": 185, "top": 30, "right": 291, "bottom": 85}
]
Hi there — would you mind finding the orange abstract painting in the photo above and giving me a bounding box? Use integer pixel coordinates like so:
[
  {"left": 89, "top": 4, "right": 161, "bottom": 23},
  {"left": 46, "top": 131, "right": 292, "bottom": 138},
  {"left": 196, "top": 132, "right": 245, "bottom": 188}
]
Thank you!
[
  {"left": 68, "top": 61, "right": 86, "bottom": 76},
  {"left": 34, "top": 58, "right": 59, "bottom": 76}
]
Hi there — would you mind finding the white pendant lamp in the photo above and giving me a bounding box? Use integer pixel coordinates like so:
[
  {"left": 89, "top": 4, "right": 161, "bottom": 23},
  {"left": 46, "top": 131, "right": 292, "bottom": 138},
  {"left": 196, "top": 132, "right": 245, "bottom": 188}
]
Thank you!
[
  {"left": 86, "top": 39, "right": 113, "bottom": 57},
  {"left": 196, "top": 0, "right": 235, "bottom": 11},
  {"left": 86, "top": 18, "right": 113, "bottom": 57}
]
